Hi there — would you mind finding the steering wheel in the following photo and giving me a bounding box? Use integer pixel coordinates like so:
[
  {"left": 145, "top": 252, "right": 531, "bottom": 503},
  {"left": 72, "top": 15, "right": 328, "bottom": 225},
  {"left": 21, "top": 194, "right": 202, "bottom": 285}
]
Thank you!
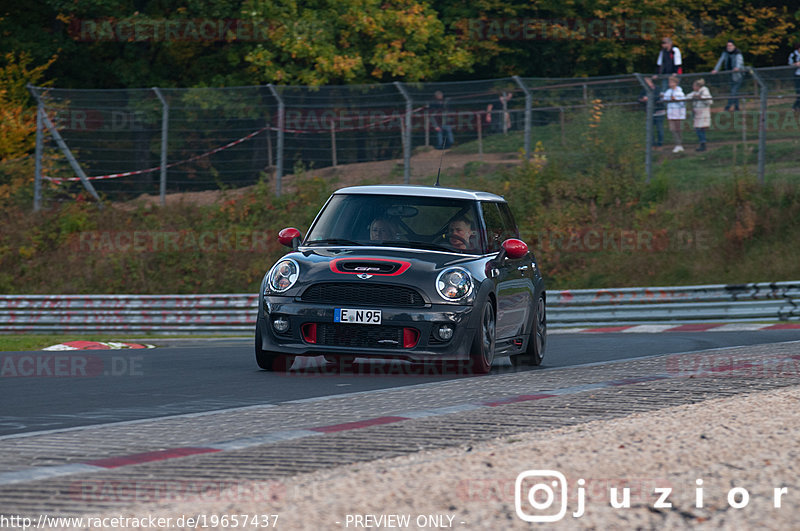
[{"left": 446, "top": 234, "right": 470, "bottom": 250}]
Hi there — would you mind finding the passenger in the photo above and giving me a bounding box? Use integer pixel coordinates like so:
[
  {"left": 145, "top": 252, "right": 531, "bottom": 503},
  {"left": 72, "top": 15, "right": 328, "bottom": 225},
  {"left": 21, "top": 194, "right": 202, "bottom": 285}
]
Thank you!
[{"left": 369, "top": 217, "right": 399, "bottom": 241}]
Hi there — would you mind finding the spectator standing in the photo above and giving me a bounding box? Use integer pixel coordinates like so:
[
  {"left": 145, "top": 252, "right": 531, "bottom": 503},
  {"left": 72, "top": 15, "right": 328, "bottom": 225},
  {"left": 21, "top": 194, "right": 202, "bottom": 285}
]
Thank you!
[
  {"left": 637, "top": 76, "right": 666, "bottom": 147},
  {"left": 486, "top": 90, "right": 513, "bottom": 134},
  {"left": 789, "top": 43, "right": 800, "bottom": 114},
  {"left": 687, "top": 79, "right": 713, "bottom": 151},
  {"left": 662, "top": 75, "right": 686, "bottom": 153},
  {"left": 656, "top": 37, "right": 682, "bottom": 91},
  {"left": 430, "top": 90, "right": 454, "bottom": 149},
  {"left": 712, "top": 40, "right": 745, "bottom": 111}
]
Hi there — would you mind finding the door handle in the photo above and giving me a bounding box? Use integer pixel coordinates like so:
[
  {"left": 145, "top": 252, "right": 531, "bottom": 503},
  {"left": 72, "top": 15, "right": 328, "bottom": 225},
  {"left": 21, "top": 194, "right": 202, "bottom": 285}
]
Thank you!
[{"left": 517, "top": 265, "right": 529, "bottom": 271}]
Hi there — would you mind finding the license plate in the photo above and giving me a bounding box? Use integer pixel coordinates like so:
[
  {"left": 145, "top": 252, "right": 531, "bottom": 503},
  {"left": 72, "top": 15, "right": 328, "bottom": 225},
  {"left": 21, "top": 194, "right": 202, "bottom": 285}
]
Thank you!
[{"left": 334, "top": 308, "right": 382, "bottom": 325}]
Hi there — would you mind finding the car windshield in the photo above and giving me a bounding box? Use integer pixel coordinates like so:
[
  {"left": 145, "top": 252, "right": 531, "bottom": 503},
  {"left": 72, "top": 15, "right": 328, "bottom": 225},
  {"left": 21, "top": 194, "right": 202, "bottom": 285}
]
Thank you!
[{"left": 305, "top": 194, "right": 484, "bottom": 254}]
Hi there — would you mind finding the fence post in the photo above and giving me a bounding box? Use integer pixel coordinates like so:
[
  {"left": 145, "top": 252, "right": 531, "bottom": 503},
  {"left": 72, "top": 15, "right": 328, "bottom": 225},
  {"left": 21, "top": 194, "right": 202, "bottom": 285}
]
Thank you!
[
  {"left": 424, "top": 110, "right": 429, "bottom": 147},
  {"left": 33, "top": 100, "right": 44, "bottom": 212},
  {"left": 27, "top": 84, "right": 103, "bottom": 206},
  {"left": 266, "top": 126, "right": 273, "bottom": 171},
  {"left": 501, "top": 95, "right": 509, "bottom": 134},
  {"left": 330, "top": 122, "right": 337, "bottom": 167},
  {"left": 513, "top": 76, "right": 532, "bottom": 160},
  {"left": 267, "top": 84, "right": 284, "bottom": 196},
  {"left": 559, "top": 107, "right": 566, "bottom": 147},
  {"left": 476, "top": 113, "right": 483, "bottom": 160},
  {"left": 393, "top": 81, "right": 412, "bottom": 184},
  {"left": 152, "top": 87, "right": 168, "bottom": 206},
  {"left": 749, "top": 68, "right": 767, "bottom": 185},
  {"left": 634, "top": 74, "right": 653, "bottom": 184}
]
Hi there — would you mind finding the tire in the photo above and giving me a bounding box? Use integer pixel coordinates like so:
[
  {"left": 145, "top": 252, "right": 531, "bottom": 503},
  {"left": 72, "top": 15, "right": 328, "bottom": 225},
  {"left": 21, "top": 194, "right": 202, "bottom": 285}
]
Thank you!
[
  {"left": 469, "top": 301, "right": 496, "bottom": 374},
  {"left": 255, "top": 325, "right": 294, "bottom": 371},
  {"left": 512, "top": 295, "right": 546, "bottom": 367}
]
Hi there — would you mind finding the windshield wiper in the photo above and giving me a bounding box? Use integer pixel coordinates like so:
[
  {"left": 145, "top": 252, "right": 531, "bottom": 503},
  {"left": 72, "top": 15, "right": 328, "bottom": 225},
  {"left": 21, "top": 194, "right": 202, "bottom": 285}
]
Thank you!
[
  {"left": 306, "top": 238, "right": 363, "bottom": 246},
  {"left": 382, "top": 240, "right": 464, "bottom": 253}
]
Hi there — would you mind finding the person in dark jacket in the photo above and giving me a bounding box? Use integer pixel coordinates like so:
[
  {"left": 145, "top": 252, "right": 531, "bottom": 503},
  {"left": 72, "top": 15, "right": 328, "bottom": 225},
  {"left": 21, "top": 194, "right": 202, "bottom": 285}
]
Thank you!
[
  {"left": 655, "top": 37, "right": 682, "bottom": 91},
  {"left": 712, "top": 40, "right": 745, "bottom": 111},
  {"left": 429, "top": 91, "right": 454, "bottom": 149},
  {"left": 789, "top": 43, "right": 800, "bottom": 113}
]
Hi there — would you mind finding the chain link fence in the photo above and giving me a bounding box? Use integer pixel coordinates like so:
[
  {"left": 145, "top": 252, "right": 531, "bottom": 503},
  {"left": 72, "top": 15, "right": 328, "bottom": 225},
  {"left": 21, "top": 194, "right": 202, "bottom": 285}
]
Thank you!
[{"left": 28, "top": 65, "right": 800, "bottom": 209}]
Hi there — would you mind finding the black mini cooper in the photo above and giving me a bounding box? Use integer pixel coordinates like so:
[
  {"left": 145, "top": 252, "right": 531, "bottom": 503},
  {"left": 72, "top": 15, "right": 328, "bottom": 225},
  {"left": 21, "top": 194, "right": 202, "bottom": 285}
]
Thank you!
[{"left": 256, "top": 185, "right": 546, "bottom": 374}]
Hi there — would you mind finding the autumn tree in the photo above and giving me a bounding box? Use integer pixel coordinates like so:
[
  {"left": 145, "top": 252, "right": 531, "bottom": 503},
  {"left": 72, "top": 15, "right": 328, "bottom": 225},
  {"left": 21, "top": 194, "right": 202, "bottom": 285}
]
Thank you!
[
  {"left": 0, "top": 52, "right": 56, "bottom": 203},
  {"left": 242, "top": 0, "right": 472, "bottom": 85},
  {"left": 439, "top": 0, "right": 798, "bottom": 78}
]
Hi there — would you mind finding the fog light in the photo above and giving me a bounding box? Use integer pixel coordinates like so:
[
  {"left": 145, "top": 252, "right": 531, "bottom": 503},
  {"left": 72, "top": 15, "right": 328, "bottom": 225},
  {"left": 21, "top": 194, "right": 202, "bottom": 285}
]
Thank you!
[
  {"left": 436, "top": 325, "right": 454, "bottom": 341},
  {"left": 272, "top": 317, "right": 290, "bottom": 333}
]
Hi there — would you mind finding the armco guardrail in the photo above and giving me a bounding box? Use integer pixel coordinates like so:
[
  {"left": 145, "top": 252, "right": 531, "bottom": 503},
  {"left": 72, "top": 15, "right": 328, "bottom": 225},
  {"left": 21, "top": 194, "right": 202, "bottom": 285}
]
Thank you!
[
  {"left": 0, "top": 282, "right": 798, "bottom": 334},
  {"left": 0, "top": 294, "right": 258, "bottom": 334},
  {"left": 548, "top": 281, "right": 800, "bottom": 327}
]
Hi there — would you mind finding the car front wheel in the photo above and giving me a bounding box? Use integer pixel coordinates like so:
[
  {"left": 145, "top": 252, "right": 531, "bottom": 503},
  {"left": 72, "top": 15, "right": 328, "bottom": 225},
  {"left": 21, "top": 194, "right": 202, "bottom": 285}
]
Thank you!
[
  {"left": 255, "top": 325, "right": 294, "bottom": 371},
  {"left": 469, "top": 301, "right": 496, "bottom": 374}
]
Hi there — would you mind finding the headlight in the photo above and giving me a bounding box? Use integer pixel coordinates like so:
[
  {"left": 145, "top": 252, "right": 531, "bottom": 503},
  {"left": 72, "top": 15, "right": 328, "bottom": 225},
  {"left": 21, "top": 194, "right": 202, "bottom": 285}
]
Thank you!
[
  {"left": 267, "top": 259, "right": 299, "bottom": 293},
  {"left": 436, "top": 267, "right": 473, "bottom": 300}
]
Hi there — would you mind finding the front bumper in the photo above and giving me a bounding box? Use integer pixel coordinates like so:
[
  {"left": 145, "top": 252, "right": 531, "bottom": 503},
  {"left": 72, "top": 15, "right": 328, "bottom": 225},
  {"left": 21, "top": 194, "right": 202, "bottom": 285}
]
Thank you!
[{"left": 257, "top": 297, "right": 478, "bottom": 361}]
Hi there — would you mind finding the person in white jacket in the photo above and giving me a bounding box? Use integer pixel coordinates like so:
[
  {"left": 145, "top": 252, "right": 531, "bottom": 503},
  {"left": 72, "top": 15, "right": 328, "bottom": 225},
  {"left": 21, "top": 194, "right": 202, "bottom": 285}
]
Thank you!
[
  {"left": 789, "top": 42, "right": 800, "bottom": 114},
  {"left": 687, "top": 79, "right": 713, "bottom": 151},
  {"left": 661, "top": 75, "right": 686, "bottom": 153}
]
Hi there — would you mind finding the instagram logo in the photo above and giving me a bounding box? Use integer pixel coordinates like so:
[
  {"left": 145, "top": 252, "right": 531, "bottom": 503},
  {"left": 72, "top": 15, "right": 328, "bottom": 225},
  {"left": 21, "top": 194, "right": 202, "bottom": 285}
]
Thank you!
[{"left": 515, "top": 470, "right": 568, "bottom": 522}]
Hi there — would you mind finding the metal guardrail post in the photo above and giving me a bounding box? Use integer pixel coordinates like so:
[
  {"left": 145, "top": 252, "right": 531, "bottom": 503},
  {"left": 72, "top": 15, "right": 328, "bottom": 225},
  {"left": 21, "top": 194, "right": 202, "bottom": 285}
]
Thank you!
[
  {"left": 748, "top": 68, "right": 767, "bottom": 185},
  {"left": 27, "top": 84, "right": 103, "bottom": 206},
  {"left": 513, "top": 76, "right": 532, "bottom": 160},
  {"left": 152, "top": 87, "right": 169, "bottom": 206},
  {"left": 267, "top": 84, "right": 284, "bottom": 196},
  {"left": 394, "top": 81, "right": 412, "bottom": 184},
  {"left": 33, "top": 100, "right": 44, "bottom": 212},
  {"left": 634, "top": 74, "right": 653, "bottom": 184}
]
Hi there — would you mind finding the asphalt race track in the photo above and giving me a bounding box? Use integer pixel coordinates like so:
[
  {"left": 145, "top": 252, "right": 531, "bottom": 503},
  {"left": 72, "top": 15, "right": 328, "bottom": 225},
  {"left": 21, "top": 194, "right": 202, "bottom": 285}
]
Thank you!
[{"left": 3, "top": 330, "right": 800, "bottom": 437}]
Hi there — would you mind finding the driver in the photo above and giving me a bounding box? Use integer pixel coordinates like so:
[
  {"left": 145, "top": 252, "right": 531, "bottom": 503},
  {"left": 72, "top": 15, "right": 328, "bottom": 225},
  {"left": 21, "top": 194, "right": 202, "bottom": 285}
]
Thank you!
[
  {"left": 369, "top": 217, "right": 399, "bottom": 241},
  {"left": 447, "top": 216, "right": 476, "bottom": 250}
]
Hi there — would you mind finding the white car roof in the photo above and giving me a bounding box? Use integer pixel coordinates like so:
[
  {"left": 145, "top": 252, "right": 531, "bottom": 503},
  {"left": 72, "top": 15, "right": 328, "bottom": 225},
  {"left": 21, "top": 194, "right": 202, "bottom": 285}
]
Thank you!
[{"left": 334, "top": 185, "right": 506, "bottom": 202}]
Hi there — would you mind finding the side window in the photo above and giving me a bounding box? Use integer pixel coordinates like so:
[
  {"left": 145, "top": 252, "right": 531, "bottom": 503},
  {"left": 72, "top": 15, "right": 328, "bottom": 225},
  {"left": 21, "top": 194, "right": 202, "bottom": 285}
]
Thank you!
[
  {"left": 498, "top": 203, "right": 520, "bottom": 238},
  {"left": 480, "top": 202, "right": 505, "bottom": 252}
]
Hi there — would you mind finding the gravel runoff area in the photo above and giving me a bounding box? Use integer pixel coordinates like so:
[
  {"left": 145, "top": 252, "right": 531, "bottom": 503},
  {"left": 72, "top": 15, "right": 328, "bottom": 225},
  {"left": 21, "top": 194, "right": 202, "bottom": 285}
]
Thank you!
[{"left": 73, "top": 384, "right": 800, "bottom": 530}]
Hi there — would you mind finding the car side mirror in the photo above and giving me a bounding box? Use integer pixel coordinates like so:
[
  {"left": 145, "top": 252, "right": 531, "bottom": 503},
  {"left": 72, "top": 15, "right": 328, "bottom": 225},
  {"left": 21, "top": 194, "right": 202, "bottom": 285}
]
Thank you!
[
  {"left": 278, "top": 227, "right": 302, "bottom": 250},
  {"left": 496, "top": 238, "right": 528, "bottom": 261}
]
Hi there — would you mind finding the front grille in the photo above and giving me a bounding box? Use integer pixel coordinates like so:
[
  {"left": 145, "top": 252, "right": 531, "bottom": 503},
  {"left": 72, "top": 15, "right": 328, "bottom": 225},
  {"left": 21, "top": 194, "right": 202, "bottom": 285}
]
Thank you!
[
  {"left": 317, "top": 323, "right": 404, "bottom": 349},
  {"left": 301, "top": 283, "right": 425, "bottom": 307}
]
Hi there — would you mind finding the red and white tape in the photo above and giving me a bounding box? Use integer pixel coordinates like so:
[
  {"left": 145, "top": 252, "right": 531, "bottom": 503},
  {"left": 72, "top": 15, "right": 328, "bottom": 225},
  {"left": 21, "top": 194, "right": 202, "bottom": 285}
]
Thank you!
[{"left": 44, "top": 105, "right": 428, "bottom": 184}]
